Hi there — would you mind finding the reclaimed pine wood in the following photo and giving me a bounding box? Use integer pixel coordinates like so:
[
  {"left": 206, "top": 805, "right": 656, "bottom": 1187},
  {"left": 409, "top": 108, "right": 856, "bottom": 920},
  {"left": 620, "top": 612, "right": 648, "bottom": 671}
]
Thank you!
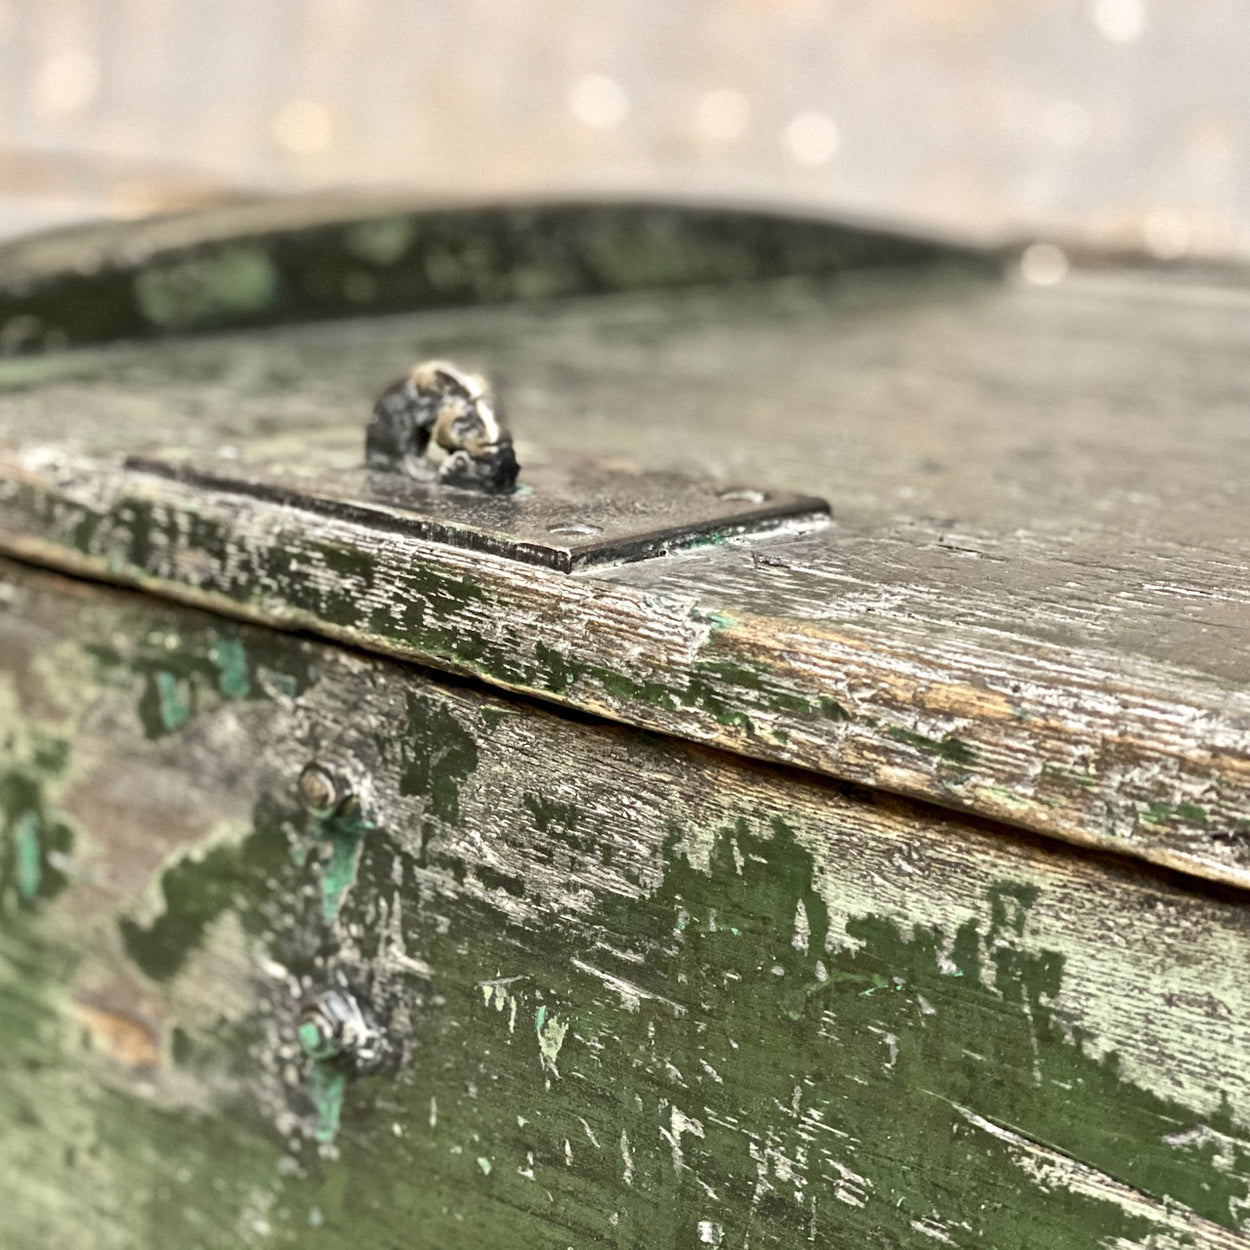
[
  {"left": 0, "top": 263, "right": 1246, "bottom": 887},
  {"left": 2, "top": 557, "right": 1249, "bottom": 1248}
]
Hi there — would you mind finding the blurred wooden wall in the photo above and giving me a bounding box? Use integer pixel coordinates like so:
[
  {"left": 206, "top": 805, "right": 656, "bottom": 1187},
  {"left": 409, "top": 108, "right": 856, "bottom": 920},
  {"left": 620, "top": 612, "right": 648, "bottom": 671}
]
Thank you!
[{"left": 0, "top": 0, "right": 1245, "bottom": 260}]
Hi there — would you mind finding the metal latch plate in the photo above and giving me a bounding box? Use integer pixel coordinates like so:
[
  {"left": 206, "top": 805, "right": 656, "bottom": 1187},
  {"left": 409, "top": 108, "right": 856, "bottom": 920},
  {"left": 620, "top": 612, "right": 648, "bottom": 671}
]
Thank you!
[{"left": 126, "top": 454, "right": 829, "bottom": 573}]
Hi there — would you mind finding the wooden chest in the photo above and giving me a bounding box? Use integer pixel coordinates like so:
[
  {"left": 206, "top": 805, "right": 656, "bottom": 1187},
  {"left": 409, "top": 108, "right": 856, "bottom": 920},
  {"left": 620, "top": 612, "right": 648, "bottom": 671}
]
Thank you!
[{"left": 0, "top": 202, "right": 1247, "bottom": 1249}]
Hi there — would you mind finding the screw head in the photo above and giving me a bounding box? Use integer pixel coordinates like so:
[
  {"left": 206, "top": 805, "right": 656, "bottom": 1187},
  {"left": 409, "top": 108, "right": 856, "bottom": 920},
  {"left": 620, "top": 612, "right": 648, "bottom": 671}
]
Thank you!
[
  {"left": 298, "top": 763, "right": 343, "bottom": 818},
  {"left": 298, "top": 989, "right": 383, "bottom": 1070}
]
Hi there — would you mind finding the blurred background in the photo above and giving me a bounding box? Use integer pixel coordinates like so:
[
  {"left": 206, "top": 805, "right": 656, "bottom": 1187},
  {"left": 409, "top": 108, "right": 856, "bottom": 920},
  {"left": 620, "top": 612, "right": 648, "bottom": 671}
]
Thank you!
[{"left": 0, "top": 0, "right": 1245, "bottom": 261}]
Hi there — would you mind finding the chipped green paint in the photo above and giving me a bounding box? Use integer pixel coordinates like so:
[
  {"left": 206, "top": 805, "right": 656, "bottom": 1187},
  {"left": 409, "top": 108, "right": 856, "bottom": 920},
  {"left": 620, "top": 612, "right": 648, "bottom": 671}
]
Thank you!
[
  {"left": 692, "top": 610, "right": 740, "bottom": 632},
  {"left": 133, "top": 245, "right": 281, "bottom": 331},
  {"left": 211, "top": 636, "right": 252, "bottom": 699},
  {"left": 6, "top": 476, "right": 837, "bottom": 741},
  {"left": 298, "top": 1020, "right": 332, "bottom": 1060},
  {"left": 819, "top": 695, "right": 852, "bottom": 721},
  {"left": 84, "top": 614, "right": 316, "bottom": 740},
  {"left": 684, "top": 531, "right": 728, "bottom": 550},
  {"left": 1, "top": 565, "right": 1246, "bottom": 1247},
  {"left": 535, "top": 1005, "right": 570, "bottom": 1078},
  {"left": 885, "top": 724, "right": 979, "bottom": 765},
  {"left": 313, "top": 806, "right": 371, "bottom": 925},
  {"left": 0, "top": 201, "right": 977, "bottom": 350},
  {"left": 280, "top": 811, "right": 1250, "bottom": 1247},
  {"left": 1, "top": 763, "right": 73, "bottom": 911},
  {"left": 342, "top": 217, "right": 417, "bottom": 267},
  {"left": 396, "top": 692, "right": 479, "bottom": 826},
  {"left": 694, "top": 659, "right": 814, "bottom": 715},
  {"left": 119, "top": 791, "right": 306, "bottom": 982},
  {"left": 1, "top": 765, "right": 1246, "bottom": 1245},
  {"left": 153, "top": 669, "right": 193, "bottom": 733},
  {"left": 13, "top": 809, "right": 41, "bottom": 901},
  {"left": 521, "top": 794, "right": 580, "bottom": 841},
  {"left": 1144, "top": 800, "right": 1209, "bottom": 825},
  {"left": 308, "top": 1062, "right": 348, "bottom": 1145}
]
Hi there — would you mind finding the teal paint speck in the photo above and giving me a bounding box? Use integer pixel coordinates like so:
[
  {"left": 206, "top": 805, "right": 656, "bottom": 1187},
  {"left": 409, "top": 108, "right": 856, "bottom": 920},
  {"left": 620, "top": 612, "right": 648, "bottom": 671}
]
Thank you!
[
  {"left": 154, "top": 670, "right": 192, "bottom": 732},
  {"left": 14, "top": 810, "right": 41, "bottom": 901},
  {"left": 320, "top": 826, "right": 365, "bottom": 924},
  {"left": 256, "top": 665, "right": 299, "bottom": 699},
  {"left": 308, "top": 1063, "right": 348, "bottom": 1144},
  {"left": 299, "top": 1021, "right": 337, "bottom": 1061},
  {"left": 535, "top": 1005, "right": 547, "bottom": 1032},
  {"left": 211, "top": 636, "right": 252, "bottom": 699},
  {"left": 310, "top": 801, "right": 372, "bottom": 924}
]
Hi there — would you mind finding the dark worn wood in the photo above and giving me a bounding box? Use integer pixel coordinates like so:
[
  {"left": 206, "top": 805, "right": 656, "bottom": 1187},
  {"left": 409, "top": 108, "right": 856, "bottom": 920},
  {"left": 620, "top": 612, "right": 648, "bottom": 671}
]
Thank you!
[
  {"left": 2, "top": 557, "right": 1249, "bottom": 1248},
  {"left": 0, "top": 199, "right": 976, "bottom": 351},
  {"left": 0, "top": 265, "right": 1245, "bottom": 887}
]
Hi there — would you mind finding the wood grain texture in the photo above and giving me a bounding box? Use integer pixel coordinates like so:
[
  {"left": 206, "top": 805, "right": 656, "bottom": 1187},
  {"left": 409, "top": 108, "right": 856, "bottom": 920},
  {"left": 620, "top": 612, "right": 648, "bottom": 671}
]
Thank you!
[
  {"left": 1, "top": 558, "right": 1249, "bottom": 1248},
  {"left": 0, "top": 263, "right": 1245, "bottom": 887}
]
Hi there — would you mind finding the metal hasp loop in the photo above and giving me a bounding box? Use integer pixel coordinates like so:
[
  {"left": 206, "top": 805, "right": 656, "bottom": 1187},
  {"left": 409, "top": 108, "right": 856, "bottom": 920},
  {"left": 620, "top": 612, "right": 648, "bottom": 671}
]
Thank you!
[{"left": 366, "top": 360, "right": 520, "bottom": 494}]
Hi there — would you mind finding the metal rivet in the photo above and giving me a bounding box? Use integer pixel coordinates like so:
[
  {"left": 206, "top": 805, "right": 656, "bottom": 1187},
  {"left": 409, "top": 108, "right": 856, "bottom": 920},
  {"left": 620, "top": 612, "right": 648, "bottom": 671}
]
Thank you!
[
  {"left": 716, "top": 487, "right": 768, "bottom": 503},
  {"left": 547, "top": 523, "right": 603, "bottom": 536},
  {"left": 298, "top": 763, "right": 345, "bottom": 817},
  {"left": 298, "top": 989, "right": 383, "bottom": 1070}
]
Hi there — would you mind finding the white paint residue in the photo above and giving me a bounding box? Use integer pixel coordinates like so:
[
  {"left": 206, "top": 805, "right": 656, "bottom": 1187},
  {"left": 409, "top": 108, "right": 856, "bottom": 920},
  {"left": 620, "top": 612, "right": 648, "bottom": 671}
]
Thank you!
[
  {"left": 478, "top": 975, "right": 524, "bottom": 1033},
  {"left": 662, "top": 1106, "right": 705, "bottom": 1172},
  {"left": 429, "top": 1097, "right": 437, "bottom": 1129},
  {"left": 697, "top": 1219, "right": 725, "bottom": 1245},
  {"left": 749, "top": 1141, "right": 774, "bottom": 1208},
  {"left": 792, "top": 899, "right": 811, "bottom": 952},
  {"left": 385, "top": 891, "right": 434, "bottom": 978},
  {"left": 571, "top": 958, "right": 685, "bottom": 1014},
  {"left": 579, "top": 1117, "right": 601, "bottom": 1149},
  {"left": 620, "top": 1130, "right": 635, "bottom": 1186},
  {"left": 911, "top": 1217, "right": 958, "bottom": 1244},
  {"left": 1159, "top": 1122, "right": 1242, "bottom": 1173},
  {"left": 828, "top": 1159, "right": 871, "bottom": 1208},
  {"left": 953, "top": 1101, "right": 1239, "bottom": 1244},
  {"left": 536, "top": 1007, "right": 569, "bottom": 1077}
]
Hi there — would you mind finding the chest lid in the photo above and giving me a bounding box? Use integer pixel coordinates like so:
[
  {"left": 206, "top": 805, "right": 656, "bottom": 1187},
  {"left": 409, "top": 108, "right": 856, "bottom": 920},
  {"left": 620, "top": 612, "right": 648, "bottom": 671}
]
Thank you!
[{"left": 0, "top": 199, "right": 1247, "bottom": 889}]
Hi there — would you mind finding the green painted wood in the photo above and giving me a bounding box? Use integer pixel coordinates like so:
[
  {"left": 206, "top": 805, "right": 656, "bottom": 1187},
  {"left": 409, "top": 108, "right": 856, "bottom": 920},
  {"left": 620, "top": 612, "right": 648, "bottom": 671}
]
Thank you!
[
  {"left": 0, "top": 198, "right": 978, "bottom": 351},
  {"left": 1, "top": 559, "right": 1248, "bottom": 1248},
  {"left": 0, "top": 268, "right": 1246, "bottom": 887}
]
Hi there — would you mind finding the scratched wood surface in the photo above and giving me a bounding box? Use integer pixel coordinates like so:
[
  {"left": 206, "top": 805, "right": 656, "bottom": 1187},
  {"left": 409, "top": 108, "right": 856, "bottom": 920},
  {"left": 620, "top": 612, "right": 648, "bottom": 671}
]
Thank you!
[
  {"left": 2, "top": 556, "right": 1249, "bottom": 1249},
  {"left": 0, "top": 256, "right": 1246, "bottom": 887}
]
